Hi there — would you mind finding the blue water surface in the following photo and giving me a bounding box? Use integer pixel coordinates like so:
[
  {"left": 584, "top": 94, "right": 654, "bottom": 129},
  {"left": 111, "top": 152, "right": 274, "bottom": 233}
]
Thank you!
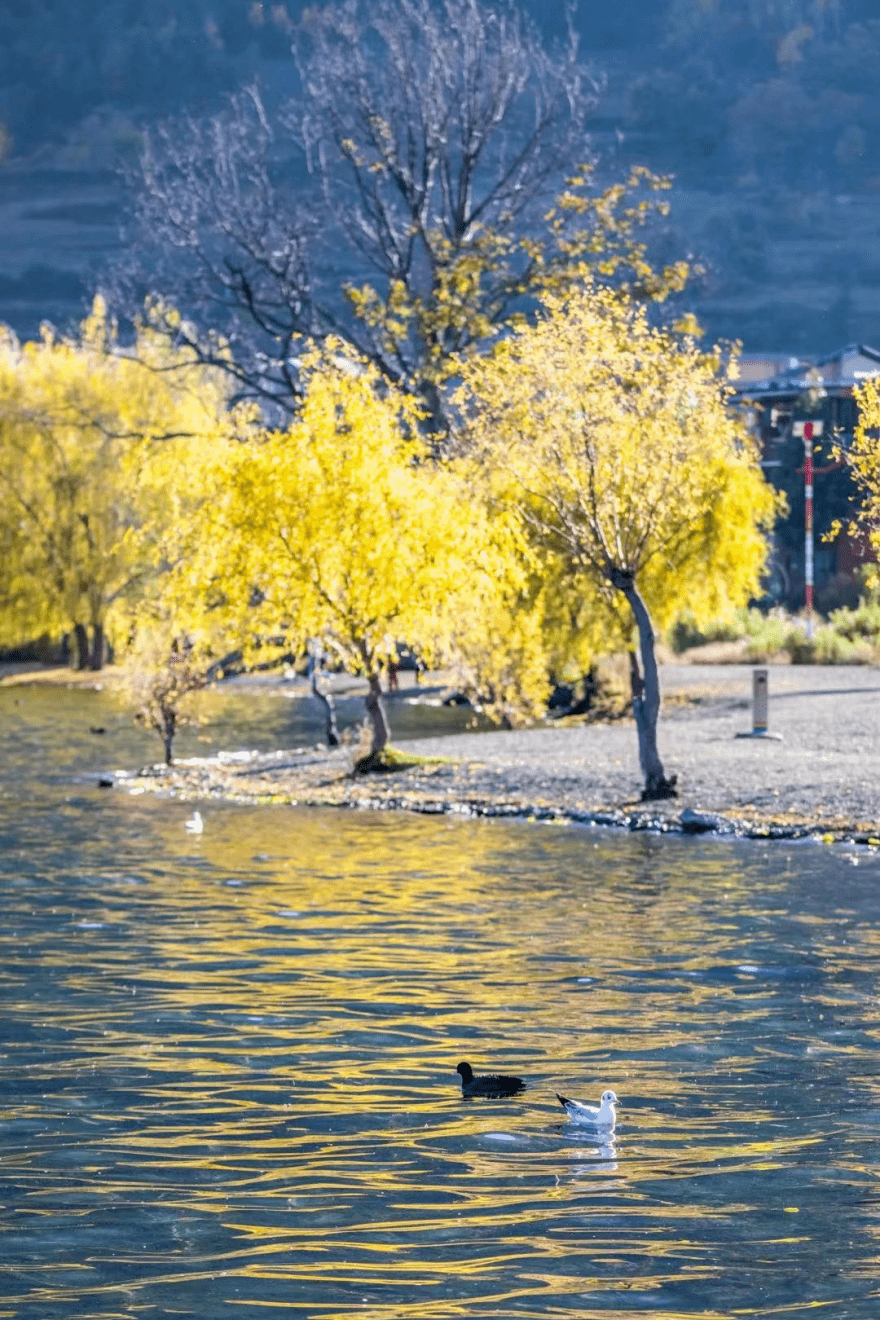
[{"left": 2, "top": 682, "right": 880, "bottom": 1320}]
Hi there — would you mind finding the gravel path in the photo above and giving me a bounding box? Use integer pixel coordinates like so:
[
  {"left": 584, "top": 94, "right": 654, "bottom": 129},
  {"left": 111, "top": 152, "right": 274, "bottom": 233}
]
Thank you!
[{"left": 119, "top": 663, "right": 880, "bottom": 843}]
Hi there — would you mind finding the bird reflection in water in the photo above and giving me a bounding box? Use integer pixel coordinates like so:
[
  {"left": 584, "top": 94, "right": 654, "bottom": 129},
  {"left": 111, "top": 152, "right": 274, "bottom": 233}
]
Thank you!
[{"left": 559, "top": 1133, "right": 619, "bottom": 1179}]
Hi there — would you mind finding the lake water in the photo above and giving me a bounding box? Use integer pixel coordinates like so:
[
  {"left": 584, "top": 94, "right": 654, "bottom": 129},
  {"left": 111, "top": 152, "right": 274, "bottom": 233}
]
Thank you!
[{"left": 3, "top": 683, "right": 880, "bottom": 1319}]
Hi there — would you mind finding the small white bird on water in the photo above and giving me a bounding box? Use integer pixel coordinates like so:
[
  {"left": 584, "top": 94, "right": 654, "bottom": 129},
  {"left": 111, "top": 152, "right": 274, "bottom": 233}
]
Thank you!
[
  {"left": 185, "top": 810, "right": 204, "bottom": 834},
  {"left": 556, "top": 1088, "right": 619, "bottom": 1129}
]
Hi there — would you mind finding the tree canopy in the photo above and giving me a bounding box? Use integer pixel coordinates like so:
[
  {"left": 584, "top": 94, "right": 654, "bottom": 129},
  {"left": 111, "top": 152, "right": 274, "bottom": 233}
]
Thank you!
[
  {"left": 162, "top": 346, "right": 529, "bottom": 758},
  {"left": 0, "top": 298, "right": 232, "bottom": 667},
  {"left": 456, "top": 283, "right": 777, "bottom": 795}
]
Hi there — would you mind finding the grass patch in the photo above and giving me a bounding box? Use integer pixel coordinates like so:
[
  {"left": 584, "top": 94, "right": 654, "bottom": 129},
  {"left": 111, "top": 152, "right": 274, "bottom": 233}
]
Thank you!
[{"left": 353, "top": 746, "right": 450, "bottom": 775}]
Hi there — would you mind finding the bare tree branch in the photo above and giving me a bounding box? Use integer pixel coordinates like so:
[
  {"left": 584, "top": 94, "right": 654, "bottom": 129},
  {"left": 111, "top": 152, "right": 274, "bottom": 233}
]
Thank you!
[{"left": 113, "top": 0, "right": 603, "bottom": 424}]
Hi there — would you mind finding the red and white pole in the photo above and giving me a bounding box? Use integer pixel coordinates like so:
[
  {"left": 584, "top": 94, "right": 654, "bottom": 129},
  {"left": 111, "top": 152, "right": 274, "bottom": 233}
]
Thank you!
[{"left": 803, "top": 421, "right": 814, "bottom": 638}]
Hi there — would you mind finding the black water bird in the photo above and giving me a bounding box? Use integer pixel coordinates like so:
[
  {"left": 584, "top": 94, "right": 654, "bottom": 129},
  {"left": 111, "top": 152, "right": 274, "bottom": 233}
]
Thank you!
[{"left": 456, "top": 1060, "right": 525, "bottom": 1098}]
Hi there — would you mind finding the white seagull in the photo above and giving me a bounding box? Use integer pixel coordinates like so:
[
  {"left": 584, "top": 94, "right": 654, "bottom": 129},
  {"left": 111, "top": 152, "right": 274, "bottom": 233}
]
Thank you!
[
  {"left": 556, "top": 1088, "right": 619, "bottom": 1129},
  {"left": 185, "top": 810, "right": 204, "bottom": 834}
]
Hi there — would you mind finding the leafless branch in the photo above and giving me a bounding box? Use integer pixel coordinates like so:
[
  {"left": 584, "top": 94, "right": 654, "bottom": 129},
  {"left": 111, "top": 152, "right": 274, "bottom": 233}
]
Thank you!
[{"left": 114, "top": 0, "right": 600, "bottom": 421}]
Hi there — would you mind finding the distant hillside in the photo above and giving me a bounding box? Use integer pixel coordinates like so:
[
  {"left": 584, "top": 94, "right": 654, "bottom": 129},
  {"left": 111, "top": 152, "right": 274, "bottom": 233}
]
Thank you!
[
  {"left": 0, "top": 0, "right": 293, "bottom": 156},
  {"left": 1, "top": 0, "right": 878, "bottom": 351}
]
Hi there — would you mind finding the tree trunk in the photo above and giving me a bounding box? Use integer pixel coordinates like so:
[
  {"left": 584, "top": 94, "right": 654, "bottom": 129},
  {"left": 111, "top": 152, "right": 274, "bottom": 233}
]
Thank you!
[
  {"left": 612, "top": 569, "right": 677, "bottom": 801},
  {"left": 354, "top": 642, "right": 393, "bottom": 772},
  {"left": 309, "top": 661, "right": 339, "bottom": 746},
  {"left": 89, "top": 621, "right": 105, "bottom": 671},
  {"left": 73, "top": 622, "right": 90, "bottom": 670},
  {"left": 161, "top": 708, "right": 176, "bottom": 766},
  {"left": 364, "top": 671, "right": 390, "bottom": 756}
]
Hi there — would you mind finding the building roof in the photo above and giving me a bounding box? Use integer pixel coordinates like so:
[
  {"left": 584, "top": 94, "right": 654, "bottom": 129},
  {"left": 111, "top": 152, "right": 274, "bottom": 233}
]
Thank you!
[
  {"left": 736, "top": 344, "right": 880, "bottom": 398},
  {"left": 814, "top": 343, "right": 880, "bottom": 383}
]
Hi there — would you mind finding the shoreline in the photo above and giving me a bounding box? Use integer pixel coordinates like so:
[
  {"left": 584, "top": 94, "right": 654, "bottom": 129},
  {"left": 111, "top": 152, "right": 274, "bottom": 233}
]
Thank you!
[
  {"left": 116, "top": 749, "right": 880, "bottom": 845},
  {"left": 110, "top": 662, "right": 880, "bottom": 847},
  {"left": 6, "top": 658, "right": 877, "bottom": 845}
]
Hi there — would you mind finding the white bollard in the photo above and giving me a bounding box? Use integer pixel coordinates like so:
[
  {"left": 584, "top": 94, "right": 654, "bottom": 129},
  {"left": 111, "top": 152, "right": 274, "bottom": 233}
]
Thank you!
[
  {"left": 735, "top": 667, "right": 782, "bottom": 741},
  {"left": 752, "top": 667, "right": 768, "bottom": 734}
]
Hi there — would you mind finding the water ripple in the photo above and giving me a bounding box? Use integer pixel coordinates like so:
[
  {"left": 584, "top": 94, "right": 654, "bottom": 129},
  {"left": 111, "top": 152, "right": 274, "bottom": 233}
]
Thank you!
[{"left": 4, "top": 688, "right": 880, "bottom": 1316}]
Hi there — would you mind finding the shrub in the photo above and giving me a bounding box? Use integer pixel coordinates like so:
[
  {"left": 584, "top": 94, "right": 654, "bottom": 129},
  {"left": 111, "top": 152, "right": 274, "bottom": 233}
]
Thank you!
[
  {"left": 827, "top": 598, "right": 880, "bottom": 645},
  {"left": 743, "top": 611, "right": 791, "bottom": 661},
  {"left": 671, "top": 596, "right": 880, "bottom": 663},
  {"left": 669, "top": 609, "right": 747, "bottom": 653},
  {"left": 786, "top": 626, "right": 874, "bottom": 665}
]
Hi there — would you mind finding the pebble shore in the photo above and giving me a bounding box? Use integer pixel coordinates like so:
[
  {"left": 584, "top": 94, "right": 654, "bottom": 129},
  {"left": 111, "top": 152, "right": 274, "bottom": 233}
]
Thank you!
[{"left": 117, "top": 663, "right": 880, "bottom": 845}]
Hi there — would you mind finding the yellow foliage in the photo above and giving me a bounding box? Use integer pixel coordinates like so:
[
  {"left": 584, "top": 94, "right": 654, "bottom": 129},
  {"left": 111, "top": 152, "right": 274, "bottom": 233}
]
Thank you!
[
  {"left": 149, "top": 346, "right": 566, "bottom": 733},
  {"left": 455, "top": 283, "right": 777, "bottom": 642},
  {"left": 0, "top": 298, "right": 233, "bottom": 664},
  {"left": 343, "top": 165, "right": 693, "bottom": 432},
  {"left": 182, "top": 349, "right": 500, "bottom": 686},
  {"left": 440, "top": 494, "right": 554, "bottom": 725},
  {"left": 846, "top": 377, "right": 880, "bottom": 557},
  {"left": 440, "top": 464, "right": 611, "bottom": 723}
]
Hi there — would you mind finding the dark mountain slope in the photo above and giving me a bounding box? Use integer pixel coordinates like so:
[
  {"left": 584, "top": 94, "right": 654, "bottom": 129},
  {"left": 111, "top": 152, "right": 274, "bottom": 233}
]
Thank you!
[{"left": 0, "top": 0, "right": 876, "bottom": 351}]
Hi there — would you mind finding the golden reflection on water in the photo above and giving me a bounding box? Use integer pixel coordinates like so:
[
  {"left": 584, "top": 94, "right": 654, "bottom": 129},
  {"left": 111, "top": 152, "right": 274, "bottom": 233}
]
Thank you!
[{"left": 4, "top": 794, "right": 880, "bottom": 1318}]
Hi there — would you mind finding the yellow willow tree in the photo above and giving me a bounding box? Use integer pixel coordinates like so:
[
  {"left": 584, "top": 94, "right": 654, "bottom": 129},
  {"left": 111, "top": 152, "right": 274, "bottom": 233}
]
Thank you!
[
  {"left": 441, "top": 483, "right": 613, "bottom": 727},
  {"left": 434, "top": 494, "right": 553, "bottom": 727},
  {"left": 0, "top": 298, "right": 232, "bottom": 668},
  {"left": 456, "top": 285, "right": 777, "bottom": 800},
  {"left": 194, "top": 348, "right": 507, "bottom": 766}
]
